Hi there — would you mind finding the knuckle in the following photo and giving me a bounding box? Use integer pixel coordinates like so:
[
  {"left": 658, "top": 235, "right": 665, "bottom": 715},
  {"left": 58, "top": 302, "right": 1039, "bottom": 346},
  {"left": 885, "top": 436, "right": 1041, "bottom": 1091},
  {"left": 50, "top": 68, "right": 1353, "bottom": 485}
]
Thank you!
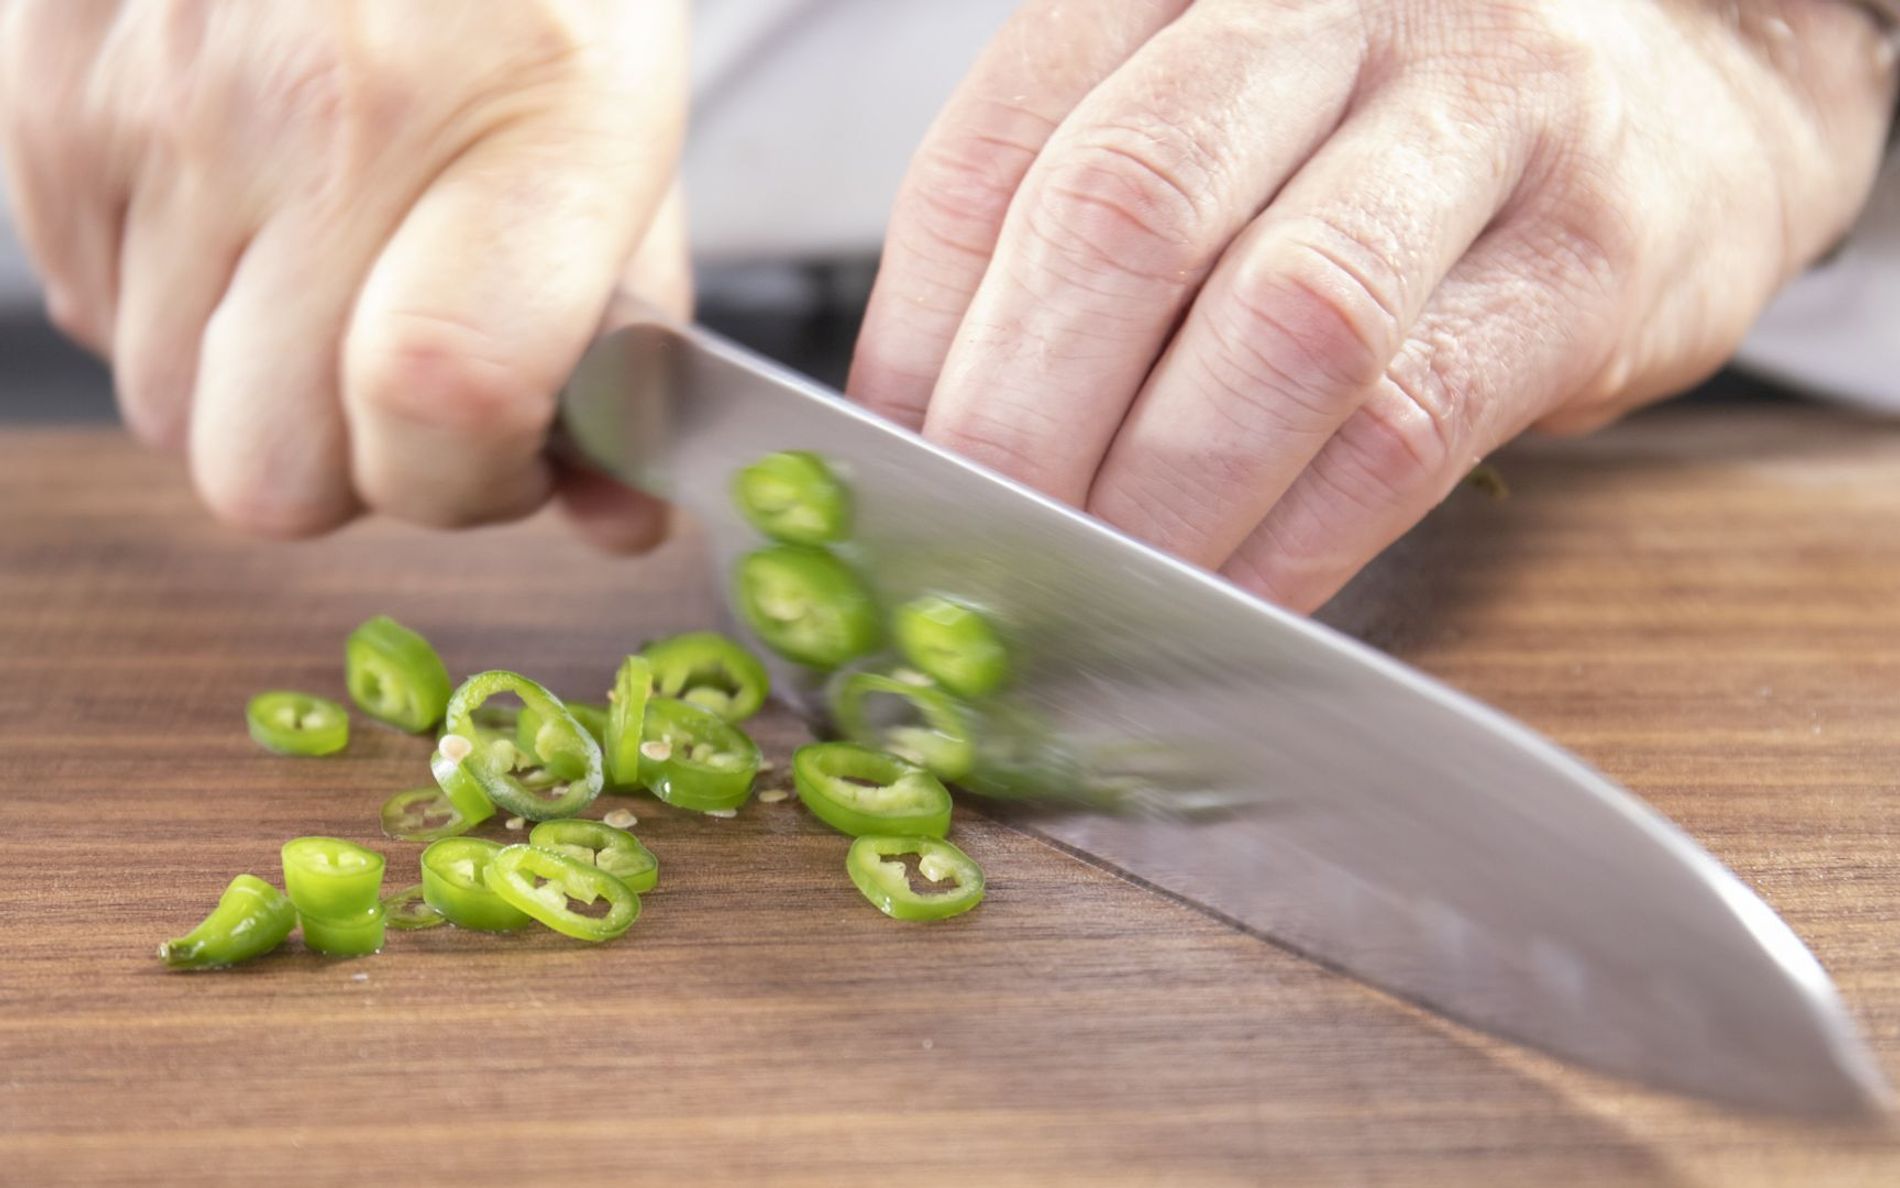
[
  {"left": 1218, "top": 231, "right": 1407, "bottom": 410},
  {"left": 1024, "top": 131, "right": 1214, "bottom": 289},
  {"left": 348, "top": 310, "right": 557, "bottom": 441},
  {"left": 896, "top": 110, "right": 1047, "bottom": 264},
  {"left": 928, "top": 402, "right": 1061, "bottom": 489},
  {"left": 192, "top": 459, "right": 349, "bottom": 541},
  {"left": 1338, "top": 364, "right": 1462, "bottom": 501}
]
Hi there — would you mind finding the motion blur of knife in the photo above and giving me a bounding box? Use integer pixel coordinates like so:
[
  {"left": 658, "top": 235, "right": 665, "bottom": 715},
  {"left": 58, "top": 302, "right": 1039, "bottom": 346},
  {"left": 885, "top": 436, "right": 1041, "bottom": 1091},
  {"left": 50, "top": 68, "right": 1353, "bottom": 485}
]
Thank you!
[{"left": 557, "top": 307, "right": 1890, "bottom": 1118}]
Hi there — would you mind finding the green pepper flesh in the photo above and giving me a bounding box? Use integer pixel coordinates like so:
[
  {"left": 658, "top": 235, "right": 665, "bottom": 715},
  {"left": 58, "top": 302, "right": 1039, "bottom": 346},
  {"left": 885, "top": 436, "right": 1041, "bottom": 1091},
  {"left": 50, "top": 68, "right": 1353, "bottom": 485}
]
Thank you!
[
  {"left": 733, "top": 546, "right": 880, "bottom": 671},
  {"left": 528, "top": 819, "right": 659, "bottom": 894},
  {"left": 846, "top": 835, "right": 985, "bottom": 921},
  {"left": 345, "top": 615, "right": 453, "bottom": 733},
  {"left": 484, "top": 844, "right": 639, "bottom": 942},
  {"left": 637, "top": 697, "right": 761, "bottom": 813},
  {"left": 421, "top": 837, "right": 533, "bottom": 932},
  {"left": 793, "top": 742, "right": 952, "bottom": 838},
  {"left": 246, "top": 691, "right": 349, "bottom": 757},
  {"left": 731, "top": 450, "right": 852, "bottom": 545},
  {"left": 158, "top": 874, "right": 297, "bottom": 970}
]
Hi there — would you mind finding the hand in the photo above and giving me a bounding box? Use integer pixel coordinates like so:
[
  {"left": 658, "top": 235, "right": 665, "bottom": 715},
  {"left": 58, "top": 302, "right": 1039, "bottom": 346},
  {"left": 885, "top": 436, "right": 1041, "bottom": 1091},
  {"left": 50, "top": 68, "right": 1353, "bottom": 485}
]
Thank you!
[
  {"left": 0, "top": 0, "right": 688, "bottom": 548},
  {"left": 850, "top": 0, "right": 1898, "bottom": 612}
]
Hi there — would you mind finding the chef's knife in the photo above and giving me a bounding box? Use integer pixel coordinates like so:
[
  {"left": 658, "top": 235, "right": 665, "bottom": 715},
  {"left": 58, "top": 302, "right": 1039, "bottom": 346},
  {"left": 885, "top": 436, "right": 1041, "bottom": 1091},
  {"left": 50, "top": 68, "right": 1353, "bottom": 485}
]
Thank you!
[{"left": 559, "top": 313, "right": 1889, "bottom": 1117}]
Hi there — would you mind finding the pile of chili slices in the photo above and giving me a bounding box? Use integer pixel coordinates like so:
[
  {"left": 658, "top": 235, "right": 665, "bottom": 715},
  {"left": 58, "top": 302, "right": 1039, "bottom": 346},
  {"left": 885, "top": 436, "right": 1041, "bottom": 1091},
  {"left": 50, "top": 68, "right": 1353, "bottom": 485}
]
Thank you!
[{"left": 159, "top": 452, "right": 1003, "bottom": 969}]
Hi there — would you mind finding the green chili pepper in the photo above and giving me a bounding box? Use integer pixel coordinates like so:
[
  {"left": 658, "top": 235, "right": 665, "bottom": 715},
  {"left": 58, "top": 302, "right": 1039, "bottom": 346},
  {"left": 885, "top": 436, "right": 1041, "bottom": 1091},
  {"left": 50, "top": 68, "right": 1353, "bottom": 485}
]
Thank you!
[
  {"left": 379, "top": 786, "right": 471, "bottom": 843},
  {"left": 605, "top": 655, "right": 653, "bottom": 789},
  {"left": 281, "top": 837, "right": 386, "bottom": 919},
  {"left": 345, "top": 615, "right": 453, "bottom": 733},
  {"left": 246, "top": 691, "right": 349, "bottom": 756},
  {"left": 846, "top": 836, "right": 985, "bottom": 921},
  {"left": 484, "top": 844, "right": 639, "bottom": 942},
  {"left": 892, "top": 595, "right": 1009, "bottom": 699},
  {"left": 420, "top": 837, "right": 532, "bottom": 932},
  {"left": 528, "top": 819, "right": 659, "bottom": 894},
  {"left": 157, "top": 874, "right": 297, "bottom": 970},
  {"left": 793, "top": 742, "right": 952, "bottom": 838},
  {"left": 515, "top": 700, "right": 609, "bottom": 760},
  {"left": 637, "top": 697, "right": 761, "bottom": 813},
  {"left": 827, "top": 669, "right": 974, "bottom": 782},
  {"left": 433, "top": 671, "right": 603, "bottom": 822},
  {"left": 641, "top": 632, "right": 770, "bottom": 723},
  {"left": 381, "top": 883, "right": 447, "bottom": 930},
  {"left": 733, "top": 545, "right": 880, "bottom": 670},
  {"left": 300, "top": 904, "right": 387, "bottom": 956},
  {"left": 732, "top": 450, "right": 851, "bottom": 545}
]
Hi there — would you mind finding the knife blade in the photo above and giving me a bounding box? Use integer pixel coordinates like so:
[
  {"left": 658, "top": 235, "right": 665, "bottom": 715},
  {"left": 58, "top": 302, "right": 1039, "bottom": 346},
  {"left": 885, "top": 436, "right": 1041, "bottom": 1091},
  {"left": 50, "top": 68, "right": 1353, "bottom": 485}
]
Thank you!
[{"left": 559, "top": 314, "right": 1889, "bottom": 1116}]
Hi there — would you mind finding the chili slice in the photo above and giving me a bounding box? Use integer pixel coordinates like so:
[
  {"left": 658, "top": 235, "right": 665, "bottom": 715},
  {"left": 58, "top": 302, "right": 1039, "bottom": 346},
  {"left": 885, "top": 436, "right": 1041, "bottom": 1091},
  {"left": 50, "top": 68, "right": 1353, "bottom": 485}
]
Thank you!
[
  {"left": 300, "top": 904, "right": 387, "bottom": 956},
  {"left": 892, "top": 595, "right": 1009, "bottom": 699},
  {"left": 484, "top": 844, "right": 639, "bottom": 942},
  {"left": 157, "top": 874, "right": 297, "bottom": 970},
  {"left": 846, "top": 836, "right": 985, "bottom": 921},
  {"left": 793, "top": 742, "right": 951, "bottom": 838},
  {"left": 731, "top": 450, "right": 851, "bottom": 545},
  {"left": 528, "top": 819, "right": 658, "bottom": 894},
  {"left": 433, "top": 670, "right": 604, "bottom": 822},
  {"left": 605, "top": 655, "right": 653, "bottom": 789},
  {"left": 381, "top": 883, "right": 447, "bottom": 930},
  {"left": 827, "top": 669, "right": 974, "bottom": 782},
  {"left": 516, "top": 700, "right": 610, "bottom": 761},
  {"left": 420, "top": 837, "right": 532, "bottom": 932},
  {"left": 379, "top": 786, "right": 471, "bottom": 843},
  {"left": 281, "top": 837, "right": 386, "bottom": 919},
  {"left": 641, "top": 632, "right": 769, "bottom": 723},
  {"left": 345, "top": 615, "right": 453, "bottom": 733},
  {"left": 638, "top": 697, "right": 761, "bottom": 813},
  {"left": 246, "top": 691, "right": 349, "bottom": 756},
  {"left": 733, "top": 545, "right": 880, "bottom": 670}
]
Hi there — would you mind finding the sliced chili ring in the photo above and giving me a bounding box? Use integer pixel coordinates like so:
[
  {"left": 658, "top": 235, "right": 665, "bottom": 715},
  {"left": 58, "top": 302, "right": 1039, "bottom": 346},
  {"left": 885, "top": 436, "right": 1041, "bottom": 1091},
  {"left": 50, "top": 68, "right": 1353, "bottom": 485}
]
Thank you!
[
  {"left": 528, "top": 819, "right": 659, "bottom": 894},
  {"left": 515, "top": 700, "right": 610, "bottom": 766},
  {"left": 846, "top": 835, "right": 985, "bottom": 922},
  {"left": 345, "top": 615, "right": 453, "bottom": 733},
  {"left": 793, "top": 742, "right": 952, "bottom": 838},
  {"left": 731, "top": 450, "right": 852, "bottom": 545},
  {"left": 732, "top": 545, "right": 880, "bottom": 671},
  {"left": 826, "top": 669, "right": 974, "bottom": 782},
  {"left": 641, "top": 631, "right": 770, "bottom": 723},
  {"left": 379, "top": 786, "right": 471, "bottom": 844},
  {"left": 158, "top": 874, "right": 297, "bottom": 971},
  {"left": 605, "top": 655, "right": 653, "bottom": 789},
  {"left": 420, "top": 837, "right": 532, "bottom": 932},
  {"left": 484, "top": 844, "right": 639, "bottom": 942},
  {"left": 637, "top": 696, "right": 761, "bottom": 813},
  {"left": 434, "top": 670, "right": 604, "bottom": 822},
  {"left": 300, "top": 904, "right": 387, "bottom": 956},
  {"left": 892, "top": 595, "right": 1009, "bottom": 699},
  {"left": 246, "top": 691, "right": 349, "bottom": 757},
  {"left": 380, "top": 883, "right": 447, "bottom": 930},
  {"left": 280, "top": 836, "right": 386, "bottom": 919}
]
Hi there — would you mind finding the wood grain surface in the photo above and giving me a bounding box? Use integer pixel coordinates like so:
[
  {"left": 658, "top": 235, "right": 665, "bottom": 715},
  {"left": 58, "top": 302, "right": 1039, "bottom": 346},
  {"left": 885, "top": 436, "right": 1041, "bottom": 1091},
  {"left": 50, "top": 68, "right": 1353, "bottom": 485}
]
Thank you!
[{"left": 2, "top": 409, "right": 1898, "bottom": 1186}]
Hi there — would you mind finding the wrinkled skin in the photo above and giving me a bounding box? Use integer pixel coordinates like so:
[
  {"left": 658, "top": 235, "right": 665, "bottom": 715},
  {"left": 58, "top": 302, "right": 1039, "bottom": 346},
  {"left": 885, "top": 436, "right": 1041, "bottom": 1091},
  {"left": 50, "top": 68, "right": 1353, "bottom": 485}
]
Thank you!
[
  {"left": 849, "top": 0, "right": 1898, "bottom": 609},
  {"left": 2, "top": 0, "right": 1895, "bottom": 611}
]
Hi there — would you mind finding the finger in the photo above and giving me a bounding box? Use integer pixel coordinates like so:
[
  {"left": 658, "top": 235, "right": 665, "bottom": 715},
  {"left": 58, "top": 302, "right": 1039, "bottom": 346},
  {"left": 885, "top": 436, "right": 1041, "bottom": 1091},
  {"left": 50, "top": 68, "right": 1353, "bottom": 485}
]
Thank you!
[
  {"left": 0, "top": 1, "right": 128, "bottom": 352},
  {"left": 1083, "top": 84, "right": 1529, "bottom": 567},
  {"left": 1221, "top": 220, "right": 1615, "bottom": 612},
  {"left": 921, "top": 1, "right": 1366, "bottom": 505},
  {"left": 111, "top": 167, "right": 247, "bottom": 451},
  {"left": 344, "top": 105, "right": 682, "bottom": 529},
  {"left": 187, "top": 212, "right": 363, "bottom": 538},
  {"left": 555, "top": 181, "right": 689, "bottom": 555},
  {"left": 846, "top": 0, "right": 1192, "bottom": 427}
]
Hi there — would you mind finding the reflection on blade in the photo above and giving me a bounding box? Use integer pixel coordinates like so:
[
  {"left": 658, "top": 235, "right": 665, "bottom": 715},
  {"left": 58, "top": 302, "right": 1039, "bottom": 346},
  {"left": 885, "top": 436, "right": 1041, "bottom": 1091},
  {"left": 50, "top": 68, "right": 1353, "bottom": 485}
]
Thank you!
[{"left": 559, "top": 317, "right": 1889, "bottom": 1116}]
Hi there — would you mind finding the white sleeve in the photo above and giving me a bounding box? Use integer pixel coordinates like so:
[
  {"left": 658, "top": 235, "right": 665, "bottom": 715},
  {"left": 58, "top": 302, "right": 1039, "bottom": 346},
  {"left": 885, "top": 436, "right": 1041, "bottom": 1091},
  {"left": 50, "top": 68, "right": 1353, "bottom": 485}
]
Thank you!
[{"left": 1733, "top": 161, "right": 1900, "bottom": 413}]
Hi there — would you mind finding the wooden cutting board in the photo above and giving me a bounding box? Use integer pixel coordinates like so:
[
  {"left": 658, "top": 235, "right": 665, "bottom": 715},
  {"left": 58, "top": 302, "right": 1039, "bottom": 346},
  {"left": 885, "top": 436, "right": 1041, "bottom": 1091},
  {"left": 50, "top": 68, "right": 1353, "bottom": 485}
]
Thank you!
[{"left": 2, "top": 409, "right": 1898, "bottom": 1186}]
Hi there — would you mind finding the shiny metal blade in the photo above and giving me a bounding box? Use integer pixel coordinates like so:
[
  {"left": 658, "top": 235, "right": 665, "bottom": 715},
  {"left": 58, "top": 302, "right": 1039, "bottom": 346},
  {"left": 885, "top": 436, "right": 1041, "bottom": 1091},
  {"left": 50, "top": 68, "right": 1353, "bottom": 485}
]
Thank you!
[{"left": 560, "top": 316, "right": 1889, "bottom": 1116}]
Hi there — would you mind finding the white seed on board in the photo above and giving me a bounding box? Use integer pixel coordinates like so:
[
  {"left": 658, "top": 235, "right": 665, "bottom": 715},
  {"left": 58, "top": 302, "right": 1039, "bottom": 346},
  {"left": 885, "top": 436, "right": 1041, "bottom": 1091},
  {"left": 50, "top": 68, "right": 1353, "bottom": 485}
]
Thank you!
[
  {"left": 640, "top": 740, "right": 672, "bottom": 762},
  {"left": 706, "top": 809, "right": 738, "bottom": 819},
  {"left": 504, "top": 816, "right": 526, "bottom": 831},
  {"left": 603, "top": 809, "right": 637, "bottom": 829},
  {"left": 758, "top": 789, "right": 790, "bottom": 804}
]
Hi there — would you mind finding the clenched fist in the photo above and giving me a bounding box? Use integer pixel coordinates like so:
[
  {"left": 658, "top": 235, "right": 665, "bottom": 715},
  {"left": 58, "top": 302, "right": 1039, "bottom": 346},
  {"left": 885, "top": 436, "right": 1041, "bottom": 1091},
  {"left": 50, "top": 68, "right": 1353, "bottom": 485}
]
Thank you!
[
  {"left": 851, "top": 0, "right": 1897, "bottom": 610},
  {"left": 0, "top": 0, "right": 687, "bottom": 545}
]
